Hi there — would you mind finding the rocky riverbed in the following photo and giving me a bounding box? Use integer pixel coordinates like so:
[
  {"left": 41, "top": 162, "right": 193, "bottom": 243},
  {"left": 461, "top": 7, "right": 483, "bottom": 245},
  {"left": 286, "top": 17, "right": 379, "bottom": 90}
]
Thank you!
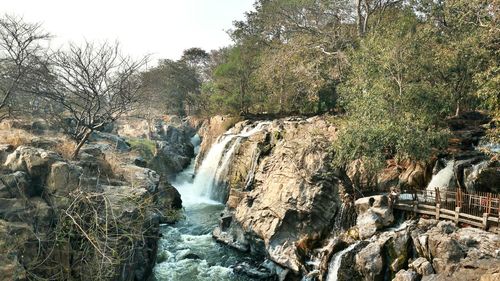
[{"left": 0, "top": 112, "right": 498, "bottom": 281}]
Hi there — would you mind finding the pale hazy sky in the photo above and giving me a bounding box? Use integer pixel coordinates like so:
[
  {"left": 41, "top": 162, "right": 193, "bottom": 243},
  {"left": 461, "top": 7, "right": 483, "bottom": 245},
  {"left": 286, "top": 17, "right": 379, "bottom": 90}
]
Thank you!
[{"left": 2, "top": 0, "right": 255, "bottom": 63}]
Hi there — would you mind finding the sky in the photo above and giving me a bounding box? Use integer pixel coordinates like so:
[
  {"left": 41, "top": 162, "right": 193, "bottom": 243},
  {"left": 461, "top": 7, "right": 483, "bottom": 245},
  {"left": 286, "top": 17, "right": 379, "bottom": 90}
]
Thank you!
[{"left": 2, "top": 0, "right": 255, "bottom": 63}]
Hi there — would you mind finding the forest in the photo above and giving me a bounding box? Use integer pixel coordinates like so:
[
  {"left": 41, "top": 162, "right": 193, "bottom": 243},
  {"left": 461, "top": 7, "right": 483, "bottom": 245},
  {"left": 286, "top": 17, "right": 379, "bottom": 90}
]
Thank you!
[{"left": 1, "top": 0, "right": 498, "bottom": 169}]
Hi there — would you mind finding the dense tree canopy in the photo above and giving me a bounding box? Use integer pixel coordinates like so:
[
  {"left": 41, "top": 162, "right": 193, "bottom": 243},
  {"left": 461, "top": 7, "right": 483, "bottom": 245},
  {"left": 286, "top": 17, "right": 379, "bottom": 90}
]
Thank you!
[{"left": 0, "top": 0, "right": 498, "bottom": 167}]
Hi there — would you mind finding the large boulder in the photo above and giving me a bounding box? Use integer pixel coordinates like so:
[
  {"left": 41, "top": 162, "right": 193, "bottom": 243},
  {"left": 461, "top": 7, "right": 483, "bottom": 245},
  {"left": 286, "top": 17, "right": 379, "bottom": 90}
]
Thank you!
[
  {"left": 356, "top": 243, "right": 384, "bottom": 280},
  {"left": 355, "top": 195, "right": 394, "bottom": 239},
  {"left": 0, "top": 171, "right": 31, "bottom": 198},
  {"left": 409, "top": 257, "right": 434, "bottom": 276},
  {"left": 4, "top": 146, "right": 61, "bottom": 195},
  {"left": 393, "top": 269, "right": 418, "bottom": 281},
  {"left": 89, "top": 131, "right": 131, "bottom": 152},
  {"left": 211, "top": 117, "right": 351, "bottom": 273},
  {"left": 411, "top": 219, "right": 499, "bottom": 279}
]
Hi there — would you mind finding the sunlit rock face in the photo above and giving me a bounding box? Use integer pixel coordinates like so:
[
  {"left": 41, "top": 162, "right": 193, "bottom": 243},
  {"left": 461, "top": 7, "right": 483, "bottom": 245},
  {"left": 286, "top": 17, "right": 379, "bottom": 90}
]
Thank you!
[
  {"left": 114, "top": 116, "right": 200, "bottom": 179},
  {"left": 198, "top": 116, "right": 355, "bottom": 273},
  {"left": 0, "top": 144, "right": 181, "bottom": 281}
]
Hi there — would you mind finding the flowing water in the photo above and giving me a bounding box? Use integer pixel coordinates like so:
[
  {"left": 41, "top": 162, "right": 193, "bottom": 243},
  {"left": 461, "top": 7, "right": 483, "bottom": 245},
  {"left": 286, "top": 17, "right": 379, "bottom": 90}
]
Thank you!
[
  {"left": 325, "top": 242, "right": 361, "bottom": 281},
  {"left": 426, "top": 160, "right": 455, "bottom": 192},
  {"left": 154, "top": 122, "right": 271, "bottom": 281}
]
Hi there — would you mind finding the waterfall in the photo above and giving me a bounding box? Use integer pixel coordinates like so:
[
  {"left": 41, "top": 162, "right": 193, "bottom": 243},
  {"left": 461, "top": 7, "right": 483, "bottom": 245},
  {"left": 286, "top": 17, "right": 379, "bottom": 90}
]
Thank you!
[
  {"left": 464, "top": 160, "right": 489, "bottom": 191},
  {"left": 175, "top": 121, "right": 270, "bottom": 205},
  {"left": 334, "top": 202, "right": 357, "bottom": 231},
  {"left": 326, "top": 242, "right": 360, "bottom": 281},
  {"left": 426, "top": 160, "right": 455, "bottom": 192}
]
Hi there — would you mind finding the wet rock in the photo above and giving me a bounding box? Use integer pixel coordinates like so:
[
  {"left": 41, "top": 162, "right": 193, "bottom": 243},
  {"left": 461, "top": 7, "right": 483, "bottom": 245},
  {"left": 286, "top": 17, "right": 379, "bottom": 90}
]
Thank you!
[
  {"left": 233, "top": 261, "right": 274, "bottom": 280},
  {"left": 177, "top": 252, "right": 201, "bottom": 260}
]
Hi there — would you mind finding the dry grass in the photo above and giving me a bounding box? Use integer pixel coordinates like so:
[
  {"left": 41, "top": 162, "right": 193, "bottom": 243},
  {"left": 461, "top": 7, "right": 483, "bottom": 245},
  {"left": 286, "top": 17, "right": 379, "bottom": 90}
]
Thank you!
[
  {"left": 0, "top": 129, "right": 34, "bottom": 148},
  {"left": 53, "top": 137, "right": 77, "bottom": 159},
  {"left": 0, "top": 127, "right": 79, "bottom": 161}
]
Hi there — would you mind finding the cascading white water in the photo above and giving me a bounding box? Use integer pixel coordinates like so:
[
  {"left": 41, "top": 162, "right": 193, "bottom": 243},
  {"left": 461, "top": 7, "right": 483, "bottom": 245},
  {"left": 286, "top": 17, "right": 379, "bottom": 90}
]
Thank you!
[
  {"left": 326, "top": 242, "right": 360, "bottom": 281},
  {"left": 464, "top": 160, "right": 489, "bottom": 191},
  {"left": 154, "top": 122, "right": 272, "bottom": 281},
  {"left": 175, "top": 121, "right": 271, "bottom": 205},
  {"left": 427, "top": 160, "right": 455, "bottom": 192},
  {"left": 477, "top": 142, "right": 500, "bottom": 153}
]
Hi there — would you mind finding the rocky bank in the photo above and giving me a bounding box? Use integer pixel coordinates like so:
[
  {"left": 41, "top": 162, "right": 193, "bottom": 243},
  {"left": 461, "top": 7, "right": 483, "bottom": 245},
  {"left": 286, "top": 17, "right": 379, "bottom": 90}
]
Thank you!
[
  {"left": 0, "top": 119, "right": 186, "bottom": 281},
  {"left": 193, "top": 114, "right": 499, "bottom": 280}
]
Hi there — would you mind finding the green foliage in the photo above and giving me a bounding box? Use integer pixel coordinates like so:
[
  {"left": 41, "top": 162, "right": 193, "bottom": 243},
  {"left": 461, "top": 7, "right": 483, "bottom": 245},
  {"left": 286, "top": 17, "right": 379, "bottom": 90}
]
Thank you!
[
  {"left": 333, "top": 11, "right": 450, "bottom": 170},
  {"left": 140, "top": 57, "right": 202, "bottom": 116},
  {"left": 209, "top": 45, "right": 259, "bottom": 114},
  {"left": 128, "top": 138, "right": 156, "bottom": 161}
]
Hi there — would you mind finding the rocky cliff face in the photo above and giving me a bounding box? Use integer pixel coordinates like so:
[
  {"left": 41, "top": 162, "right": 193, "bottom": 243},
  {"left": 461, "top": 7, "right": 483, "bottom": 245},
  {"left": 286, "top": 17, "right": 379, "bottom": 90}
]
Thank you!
[
  {"left": 0, "top": 143, "right": 181, "bottom": 281},
  {"left": 196, "top": 116, "right": 352, "bottom": 275},
  {"left": 195, "top": 113, "right": 499, "bottom": 280},
  {"left": 115, "top": 116, "right": 200, "bottom": 180}
]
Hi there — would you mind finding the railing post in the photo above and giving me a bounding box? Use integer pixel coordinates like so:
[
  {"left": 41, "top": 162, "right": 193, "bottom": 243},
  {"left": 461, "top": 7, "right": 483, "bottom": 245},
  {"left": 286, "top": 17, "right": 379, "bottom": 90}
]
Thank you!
[
  {"left": 436, "top": 203, "right": 441, "bottom": 220},
  {"left": 455, "top": 206, "right": 460, "bottom": 224},
  {"left": 482, "top": 213, "right": 489, "bottom": 230},
  {"left": 486, "top": 193, "right": 492, "bottom": 214}
]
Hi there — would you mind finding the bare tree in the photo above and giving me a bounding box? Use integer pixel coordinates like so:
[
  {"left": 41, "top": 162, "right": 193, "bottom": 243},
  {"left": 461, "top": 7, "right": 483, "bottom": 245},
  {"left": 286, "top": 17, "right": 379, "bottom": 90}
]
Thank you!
[
  {"left": 46, "top": 41, "right": 148, "bottom": 158},
  {"left": 0, "top": 14, "right": 50, "bottom": 120},
  {"left": 356, "top": 0, "right": 402, "bottom": 36}
]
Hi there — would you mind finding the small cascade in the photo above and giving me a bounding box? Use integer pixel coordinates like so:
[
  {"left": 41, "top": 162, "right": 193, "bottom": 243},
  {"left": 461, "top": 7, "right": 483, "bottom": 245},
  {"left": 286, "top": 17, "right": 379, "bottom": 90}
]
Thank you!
[
  {"left": 426, "top": 160, "right": 455, "bottom": 192},
  {"left": 477, "top": 142, "right": 500, "bottom": 153},
  {"left": 326, "top": 242, "right": 360, "bottom": 281},
  {"left": 333, "top": 202, "right": 357, "bottom": 231},
  {"left": 464, "top": 160, "right": 489, "bottom": 191}
]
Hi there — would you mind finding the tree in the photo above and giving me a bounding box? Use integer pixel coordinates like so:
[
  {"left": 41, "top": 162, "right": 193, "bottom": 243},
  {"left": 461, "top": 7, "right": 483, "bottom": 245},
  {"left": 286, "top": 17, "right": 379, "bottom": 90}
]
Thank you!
[
  {"left": 0, "top": 15, "right": 50, "bottom": 120},
  {"left": 333, "top": 11, "right": 449, "bottom": 172},
  {"left": 140, "top": 58, "right": 201, "bottom": 116},
  {"left": 180, "top": 47, "right": 210, "bottom": 81},
  {"left": 210, "top": 45, "right": 259, "bottom": 115},
  {"left": 46, "top": 41, "right": 147, "bottom": 158}
]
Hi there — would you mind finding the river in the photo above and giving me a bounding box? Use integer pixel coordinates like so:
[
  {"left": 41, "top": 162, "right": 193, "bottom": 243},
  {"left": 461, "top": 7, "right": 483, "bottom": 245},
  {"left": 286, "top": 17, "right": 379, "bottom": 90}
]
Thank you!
[{"left": 153, "top": 130, "right": 264, "bottom": 281}]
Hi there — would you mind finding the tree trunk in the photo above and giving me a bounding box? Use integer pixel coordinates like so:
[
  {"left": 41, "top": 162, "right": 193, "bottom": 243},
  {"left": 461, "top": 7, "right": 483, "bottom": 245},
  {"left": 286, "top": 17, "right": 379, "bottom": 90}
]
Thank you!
[
  {"left": 356, "top": 0, "right": 364, "bottom": 36},
  {"left": 455, "top": 99, "right": 461, "bottom": 117},
  {"left": 72, "top": 129, "right": 93, "bottom": 159}
]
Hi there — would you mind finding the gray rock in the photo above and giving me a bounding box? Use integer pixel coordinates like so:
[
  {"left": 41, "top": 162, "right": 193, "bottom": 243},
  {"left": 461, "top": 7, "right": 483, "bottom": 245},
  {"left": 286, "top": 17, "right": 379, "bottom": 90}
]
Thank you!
[
  {"left": 356, "top": 243, "right": 383, "bottom": 280},
  {"left": 393, "top": 269, "right": 418, "bottom": 281},
  {"left": 0, "top": 171, "right": 31, "bottom": 198},
  {"left": 355, "top": 195, "right": 394, "bottom": 239},
  {"left": 89, "top": 131, "right": 131, "bottom": 152},
  {"left": 409, "top": 257, "right": 434, "bottom": 276}
]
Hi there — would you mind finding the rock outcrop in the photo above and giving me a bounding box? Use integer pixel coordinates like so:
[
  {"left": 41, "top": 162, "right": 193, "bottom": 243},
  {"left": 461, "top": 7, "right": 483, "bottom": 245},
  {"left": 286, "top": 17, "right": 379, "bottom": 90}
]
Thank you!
[
  {"left": 202, "top": 116, "right": 355, "bottom": 275},
  {"left": 0, "top": 144, "right": 181, "bottom": 281},
  {"left": 114, "top": 116, "right": 198, "bottom": 179},
  {"left": 355, "top": 195, "right": 394, "bottom": 239},
  {"left": 327, "top": 218, "right": 499, "bottom": 281}
]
